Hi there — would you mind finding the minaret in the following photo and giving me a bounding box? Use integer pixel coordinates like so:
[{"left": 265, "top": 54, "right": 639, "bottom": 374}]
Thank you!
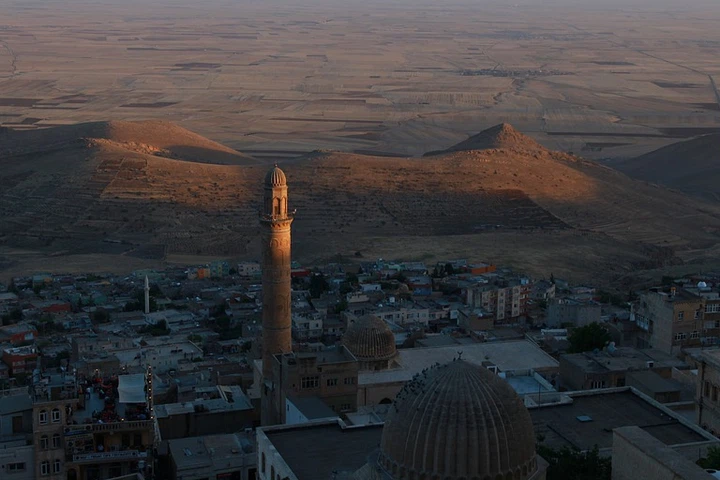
[
  {"left": 259, "top": 165, "right": 294, "bottom": 378},
  {"left": 144, "top": 275, "right": 150, "bottom": 315}
]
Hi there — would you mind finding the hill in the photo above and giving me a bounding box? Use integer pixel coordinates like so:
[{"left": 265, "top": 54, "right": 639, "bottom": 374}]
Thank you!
[
  {"left": 614, "top": 134, "right": 720, "bottom": 201},
  {"left": 424, "top": 123, "right": 547, "bottom": 156},
  {"left": 0, "top": 120, "right": 257, "bottom": 165},
  {"left": 3, "top": 121, "right": 720, "bottom": 284}
]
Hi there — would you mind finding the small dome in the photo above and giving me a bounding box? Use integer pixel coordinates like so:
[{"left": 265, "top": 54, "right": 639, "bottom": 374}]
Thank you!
[
  {"left": 342, "top": 315, "right": 397, "bottom": 361},
  {"left": 379, "top": 359, "right": 537, "bottom": 480},
  {"left": 265, "top": 165, "right": 287, "bottom": 187}
]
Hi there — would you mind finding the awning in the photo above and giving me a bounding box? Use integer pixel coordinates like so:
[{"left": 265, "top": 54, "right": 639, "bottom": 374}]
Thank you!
[{"left": 117, "top": 374, "right": 146, "bottom": 404}]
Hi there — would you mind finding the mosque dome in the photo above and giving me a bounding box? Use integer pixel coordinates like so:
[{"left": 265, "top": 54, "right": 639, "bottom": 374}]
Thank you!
[
  {"left": 265, "top": 165, "right": 287, "bottom": 187},
  {"left": 378, "top": 359, "right": 538, "bottom": 480},
  {"left": 342, "top": 315, "right": 397, "bottom": 362}
]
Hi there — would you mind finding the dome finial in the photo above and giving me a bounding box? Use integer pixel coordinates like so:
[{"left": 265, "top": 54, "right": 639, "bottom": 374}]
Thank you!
[{"left": 264, "top": 164, "right": 287, "bottom": 187}]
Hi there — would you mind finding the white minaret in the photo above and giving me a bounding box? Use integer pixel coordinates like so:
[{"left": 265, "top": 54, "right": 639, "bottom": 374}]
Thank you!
[{"left": 144, "top": 275, "right": 150, "bottom": 314}]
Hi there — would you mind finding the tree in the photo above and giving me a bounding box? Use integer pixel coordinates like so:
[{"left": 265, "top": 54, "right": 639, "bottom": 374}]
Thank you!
[
  {"left": 92, "top": 309, "right": 110, "bottom": 324},
  {"left": 444, "top": 263, "right": 455, "bottom": 275},
  {"left": 568, "top": 322, "right": 611, "bottom": 353},
  {"left": 698, "top": 445, "right": 720, "bottom": 469},
  {"left": 309, "top": 274, "right": 329, "bottom": 298},
  {"left": 538, "top": 444, "right": 611, "bottom": 480}
]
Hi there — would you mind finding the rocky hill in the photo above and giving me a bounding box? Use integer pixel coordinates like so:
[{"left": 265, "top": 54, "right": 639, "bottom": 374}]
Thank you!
[
  {"left": 614, "top": 133, "right": 720, "bottom": 201},
  {"left": 423, "top": 123, "right": 547, "bottom": 156},
  {"left": 3, "top": 121, "right": 720, "bottom": 284}
]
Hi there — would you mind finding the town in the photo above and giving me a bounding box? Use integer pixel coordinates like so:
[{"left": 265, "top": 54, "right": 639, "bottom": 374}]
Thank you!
[{"left": 3, "top": 244, "right": 720, "bottom": 479}]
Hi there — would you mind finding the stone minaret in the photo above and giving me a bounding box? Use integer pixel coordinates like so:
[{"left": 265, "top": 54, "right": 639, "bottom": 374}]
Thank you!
[
  {"left": 259, "top": 165, "right": 294, "bottom": 378},
  {"left": 144, "top": 275, "right": 150, "bottom": 315}
]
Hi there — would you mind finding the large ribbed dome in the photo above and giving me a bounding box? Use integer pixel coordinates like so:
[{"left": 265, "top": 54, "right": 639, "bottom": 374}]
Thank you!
[
  {"left": 379, "top": 359, "right": 537, "bottom": 480},
  {"left": 264, "top": 165, "right": 287, "bottom": 187},
  {"left": 342, "top": 315, "right": 397, "bottom": 361}
]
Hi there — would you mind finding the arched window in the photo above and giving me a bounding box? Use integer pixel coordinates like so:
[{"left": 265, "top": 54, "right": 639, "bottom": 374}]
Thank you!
[
  {"left": 271, "top": 466, "right": 275, "bottom": 480},
  {"left": 40, "top": 461, "right": 49, "bottom": 476},
  {"left": 39, "top": 410, "right": 48, "bottom": 424},
  {"left": 40, "top": 435, "right": 49, "bottom": 449},
  {"left": 273, "top": 198, "right": 281, "bottom": 216},
  {"left": 262, "top": 453, "right": 266, "bottom": 474},
  {"left": 53, "top": 459, "right": 61, "bottom": 474},
  {"left": 51, "top": 408, "right": 61, "bottom": 423},
  {"left": 52, "top": 433, "right": 61, "bottom": 449}
]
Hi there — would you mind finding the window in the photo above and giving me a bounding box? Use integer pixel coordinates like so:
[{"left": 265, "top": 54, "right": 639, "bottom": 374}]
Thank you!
[
  {"left": 261, "top": 453, "right": 266, "bottom": 474},
  {"left": 695, "top": 310, "right": 701, "bottom": 320},
  {"left": 675, "top": 332, "right": 687, "bottom": 341},
  {"left": 6, "top": 462, "right": 25, "bottom": 473},
  {"left": 51, "top": 408, "right": 61, "bottom": 423},
  {"left": 40, "top": 435, "right": 49, "bottom": 449},
  {"left": 706, "top": 381, "right": 711, "bottom": 398},
  {"left": 52, "top": 433, "right": 61, "bottom": 449},
  {"left": 300, "top": 376, "right": 319, "bottom": 389},
  {"left": 271, "top": 466, "right": 275, "bottom": 480},
  {"left": 40, "top": 461, "right": 49, "bottom": 476},
  {"left": 343, "top": 377, "right": 356, "bottom": 385},
  {"left": 677, "top": 311, "right": 685, "bottom": 321},
  {"left": 326, "top": 378, "right": 338, "bottom": 387},
  {"left": 691, "top": 331, "right": 700, "bottom": 339},
  {"left": 590, "top": 380, "right": 607, "bottom": 389},
  {"left": 707, "top": 304, "right": 720, "bottom": 314},
  {"left": 713, "top": 386, "right": 718, "bottom": 402},
  {"left": 39, "top": 410, "right": 48, "bottom": 425},
  {"left": 53, "top": 460, "right": 61, "bottom": 474},
  {"left": 340, "top": 403, "right": 352, "bottom": 412}
]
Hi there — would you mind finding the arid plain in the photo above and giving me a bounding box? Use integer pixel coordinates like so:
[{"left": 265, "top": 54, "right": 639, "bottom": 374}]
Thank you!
[{"left": 2, "top": 0, "right": 720, "bottom": 285}]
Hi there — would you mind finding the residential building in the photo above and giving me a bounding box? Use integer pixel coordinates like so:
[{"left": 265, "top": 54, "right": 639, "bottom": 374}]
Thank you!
[
  {"left": 2, "top": 346, "right": 38, "bottom": 376},
  {"left": 465, "top": 278, "right": 532, "bottom": 324},
  {"left": 559, "top": 347, "right": 685, "bottom": 391},
  {"left": 546, "top": 298, "right": 601, "bottom": 328},
  {"left": 260, "top": 345, "right": 359, "bottom": 424},
  {"left": 632, "top": 287, "right": 705, "bottom": 354},
  {"left": 166, "top": 431, "right": 256, "bottom": 480}
]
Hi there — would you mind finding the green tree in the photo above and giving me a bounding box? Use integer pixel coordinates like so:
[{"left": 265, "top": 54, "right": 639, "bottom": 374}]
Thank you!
[
  {"left": 568, "top": 322, "right": 611, "bottom": 353},
  {"left": 538, "top": 444, "right": 611, "bottom": 480},
  {"left": 309, "top": 274, "right": 329, "bottom": 298},
  {"left": 334, "top": 299, "right": 348, "bottom": 314},
  {"left": 444, "top": 263, "right": 455, "bottom": 275},
  {"left": 92, "top": 309, "right": 110, "bottom": 324},
  {"left": 698, "top": 445, "right": 720, "bottom": 469}
]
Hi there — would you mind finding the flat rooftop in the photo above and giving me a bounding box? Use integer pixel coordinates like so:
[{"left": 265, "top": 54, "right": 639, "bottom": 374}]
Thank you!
[
  {"left": 168, "top": 432, "right": 255, "bottom": 471},
  {"left": 265, "top": 423, "right": 383, "bottom": 480},
  {"left": 530, "top": 389, "right": 708, "bottom": 451},
  {"left": 359, "top": 340, "right": 558, "bottom": 385}
]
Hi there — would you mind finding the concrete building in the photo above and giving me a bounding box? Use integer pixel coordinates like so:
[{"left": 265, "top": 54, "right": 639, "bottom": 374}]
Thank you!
[
  {"left": 261, "top": 346, "right": 359, "bottom": 424},
  {"left": 155, "top": 386, "right": 254, "bottom": 440},
  {"left": 258, "top": 360, "right": 546, "bottom": 480},
  {"left": 632, "top": 287, "right": 705, "bottom": 354},
  {"left": 697, "top": 349, "right": 720, "bottom": 434},
  {"left": 31, "top": 368, "right": 154, "bottom": 480},
  {"left": 357, "top": 340, "right": 559, "bottom": 407},
  {"left": 259, "top": 165, "right": 294, "bottom": 426},
  {"left": 559, "top": 347, "right": 686, "bottom": 391},
  {"left": 0, "top": 391, "right": 35, "bottom": 480},
  {"left": 465, "top": 278, "right": 532, "bottom": 324},
  {"left": 612, "top": 427, "right": 717, "bottom": 480},
  {"left": 167, "top": 431, "right": 256, "bottom": 480},
  {"left": 546, "top": 298, "right": 601, "bottom": 328}
]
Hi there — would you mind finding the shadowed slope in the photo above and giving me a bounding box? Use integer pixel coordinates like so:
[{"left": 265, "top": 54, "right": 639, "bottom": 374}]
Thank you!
[
  {"left": 615, "top": 133, "right": 720, "bottom": 201},
  {"left": 2, "top": 121, "right": 720, "bottom": 283}
]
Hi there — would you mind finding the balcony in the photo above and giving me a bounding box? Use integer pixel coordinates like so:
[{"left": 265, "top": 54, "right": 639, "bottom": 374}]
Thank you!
[
  {"left": 72, "top": 450, "right": 148, "bottom": 464},
  {"left": 65, "top": 420, "right": 152, "bottom": 434}
]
